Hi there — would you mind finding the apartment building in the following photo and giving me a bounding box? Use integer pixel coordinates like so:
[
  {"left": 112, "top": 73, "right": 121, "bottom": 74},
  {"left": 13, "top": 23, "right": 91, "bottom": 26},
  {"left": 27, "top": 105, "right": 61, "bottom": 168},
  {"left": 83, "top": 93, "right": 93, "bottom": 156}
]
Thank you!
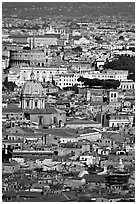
[
  {"left": 109, "top": 113, "right": 134, "bottom": 128},
  {"left": 83, "top": 69, "right": 128, "bottom": 81},
  {"left": 55, "top": 72, "right": 82, "bottom": 89},
  {"left": 119, "top": 80, "right": 135, "bottom": 90},
  {"left": 69, "top": 60, "right": 93, "bottom": 73},
  {"left": 20, "top": 65, "right": 67, "bottom": 84},
  {"left": 10, "top": 48, "right": 52, "bottom": 67},
  {"left": 27, "top": 34, "right": 60, "bottom": 48}
]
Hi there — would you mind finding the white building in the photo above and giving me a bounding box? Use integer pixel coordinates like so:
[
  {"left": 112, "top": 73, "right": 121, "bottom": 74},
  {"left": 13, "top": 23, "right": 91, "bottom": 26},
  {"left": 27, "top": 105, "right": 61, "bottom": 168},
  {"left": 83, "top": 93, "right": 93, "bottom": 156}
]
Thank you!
[
  {"left": 120, "top": 80, "right": 135, "bottom": 90},
  {"left": 79, "top": 155, "right": 95, "bottom": 165},
  {"left": 20, "top": 65, "right": 68, "bottom": 84},
  {"left": 83, "top": 69, "right": 128, "bottom": 81},
  {"left": 78, "top": 130, "right": 102, "bottom": 142},
  {"left": 66, "top": 118, "right": 102, "bottom": 129},
  {"left": 109, "top": 113, "right": 134, "bottom": 128},
  {"left": 27, "top": 34, "right": 60, "bottom": 48},
  {"left": 8, "top": 71, "right": 20, "bottom": 85},
  {"left": 108, "top": 90, "right": 118, "bottom": 103},
  {"left": 55, "top": 72, "right": 82, "bottom": 89},
  {"left": 2, "top": 58, "right": 9, "bottom": 70}
]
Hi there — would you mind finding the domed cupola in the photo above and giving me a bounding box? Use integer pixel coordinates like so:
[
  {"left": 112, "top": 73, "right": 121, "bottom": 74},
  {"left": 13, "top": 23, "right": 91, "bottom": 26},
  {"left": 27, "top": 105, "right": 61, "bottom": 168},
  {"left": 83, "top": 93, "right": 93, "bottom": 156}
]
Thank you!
[{"left": 20, "top": 71, "right": 45, "bottom": 110}]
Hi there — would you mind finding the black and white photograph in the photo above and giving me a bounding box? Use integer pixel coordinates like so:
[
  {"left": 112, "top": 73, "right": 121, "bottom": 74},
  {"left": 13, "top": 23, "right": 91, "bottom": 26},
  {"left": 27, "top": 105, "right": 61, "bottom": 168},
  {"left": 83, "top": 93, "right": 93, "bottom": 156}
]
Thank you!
[{"left": 2, "top": 1, "right": 135, "bottom": 202}]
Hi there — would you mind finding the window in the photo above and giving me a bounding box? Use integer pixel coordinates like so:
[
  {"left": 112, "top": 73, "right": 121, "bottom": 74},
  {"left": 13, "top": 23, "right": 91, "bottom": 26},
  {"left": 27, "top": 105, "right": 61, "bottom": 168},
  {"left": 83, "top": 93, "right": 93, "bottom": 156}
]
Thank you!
[
  {"left": 114, "top": 93, "right": 116, "bottom": 98},
  {"left": 111, "top": 93, "right": 113, "bottom": 98},
  {"left": 35, "top": 101, "right": 38, "bottom": 107},
  {"left": 46, "top": 59, "right": 48, "bottom": 63},
  {"left": 26, "top": 101, "right": 29, "bottom": 107}
]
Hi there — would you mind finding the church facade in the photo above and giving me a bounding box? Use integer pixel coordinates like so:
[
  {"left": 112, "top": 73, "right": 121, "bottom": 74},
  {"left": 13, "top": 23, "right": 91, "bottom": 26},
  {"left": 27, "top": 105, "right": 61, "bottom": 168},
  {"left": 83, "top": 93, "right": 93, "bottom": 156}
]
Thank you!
[
  {"left": 21, "top": 71, "right": 45, "bottom": 110},
  {"left": 21, "top": 70, "right": 66, "bottom": 126}
]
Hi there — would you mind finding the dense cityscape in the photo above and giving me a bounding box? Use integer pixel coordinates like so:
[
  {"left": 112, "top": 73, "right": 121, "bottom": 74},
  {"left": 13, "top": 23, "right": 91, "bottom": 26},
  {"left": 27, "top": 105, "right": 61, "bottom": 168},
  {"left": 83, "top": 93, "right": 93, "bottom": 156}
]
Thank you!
[{"left": 2, "top": 2, "right": 135, "bottom": 202}]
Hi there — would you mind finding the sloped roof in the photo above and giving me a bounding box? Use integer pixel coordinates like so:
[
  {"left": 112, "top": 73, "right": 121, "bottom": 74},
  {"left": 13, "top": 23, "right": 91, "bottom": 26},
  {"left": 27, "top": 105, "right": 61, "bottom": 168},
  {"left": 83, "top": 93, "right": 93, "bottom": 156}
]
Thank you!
[
  {"left": 40, "top": 128, "right": 78, "bottom": 138},
  {"left": 83, "top": 174, "right": 106, "bottom": 183},
  {"left": 69, "top": 35, "right": 82, "bottom": 40},
  {"left": 2, "top": 106, "right": 23, "bottom": 113},
  {"left": 29, "top": 107, "right": 57, "bottom": 114},
  {"left": 21, "top": 80, "right": 44, "bottom": 96},
  {"left": 66, "top": 118, "right": 100, "bottom": 125}
]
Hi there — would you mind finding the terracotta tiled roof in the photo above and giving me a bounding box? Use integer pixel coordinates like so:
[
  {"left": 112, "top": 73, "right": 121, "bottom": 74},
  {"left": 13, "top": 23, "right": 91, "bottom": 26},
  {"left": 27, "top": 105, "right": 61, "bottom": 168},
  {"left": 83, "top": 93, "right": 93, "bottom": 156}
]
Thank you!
[
  {"left": 66, "top": 118, "right": 100, "bottom": 125},
  {"left": 2, "top": 107, "right": 23, "bottom": 113}
]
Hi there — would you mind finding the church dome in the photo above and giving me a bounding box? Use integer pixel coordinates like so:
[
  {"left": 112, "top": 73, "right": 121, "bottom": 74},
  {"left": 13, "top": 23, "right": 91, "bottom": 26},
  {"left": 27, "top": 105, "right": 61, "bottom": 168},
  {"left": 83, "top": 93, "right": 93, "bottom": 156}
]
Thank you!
[
  {"left": 21, "top": 80, "right": 44, "bottom": 96},
  {"left": 21, "top": 70, "right": 45, "bottom": 96}
]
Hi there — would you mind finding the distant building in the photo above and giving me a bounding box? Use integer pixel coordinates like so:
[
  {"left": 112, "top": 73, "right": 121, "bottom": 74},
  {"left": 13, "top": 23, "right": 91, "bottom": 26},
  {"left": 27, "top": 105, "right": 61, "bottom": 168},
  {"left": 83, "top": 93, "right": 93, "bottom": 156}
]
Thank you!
[
  {"left": 83, "top": 69, "right": 128, "bottom": 81},
  {"left": 55, "top": 72, "right": 82, "bottom": 89},
  {"left": 107, "top": 90, "right": 118, "bottom": 103},
  {"left": 119, "top": 80, "right": 135, "bottom": 90},
  {"left": 109, "top": 113, "right": 134, "bottom": 128},
  {"left": 29, "top": 107, "right": 66, "bottom": 127},
  {"left": 27, "top": 34, "right": 60, "bottom": 48},
  {"left": 20, "top": 65, "right": 67, "bottom": 84},
  {"left": 21, "top": 71, "right": 45, "bottom": 110},
  {"left": 21, "top": 71, "right": 66, "bottom": 126},
  {"left": 2, "top": 161, "right": 20, "bottom": 173},
  {"left": 66, "top": 118, "right": 102, "bottom": 129},
  {"left": 2, "top": 106, "right": 24, "bottom": 121},
  {"left": 8, "top": 71, "right": 20, "bottom": 85},
  {"left": 10, "top": 48, "right": 52, "bottom": 67}
]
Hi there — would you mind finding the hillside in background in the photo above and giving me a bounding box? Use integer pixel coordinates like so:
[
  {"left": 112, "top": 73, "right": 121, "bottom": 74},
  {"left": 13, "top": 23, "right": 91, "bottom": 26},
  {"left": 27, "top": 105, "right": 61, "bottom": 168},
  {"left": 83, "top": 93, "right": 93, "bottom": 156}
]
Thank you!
[{"left": 2, "top": 2, "right": 135, "bottom": 19}]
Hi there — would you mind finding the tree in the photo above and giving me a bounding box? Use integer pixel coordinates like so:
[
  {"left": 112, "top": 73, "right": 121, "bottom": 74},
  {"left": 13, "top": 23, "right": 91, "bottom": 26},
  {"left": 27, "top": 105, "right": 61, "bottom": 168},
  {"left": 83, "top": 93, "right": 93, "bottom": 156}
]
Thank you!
[
  {"left": 104, "top": 55, "right": 135, "bottom": 74},
  {"left": 77, "top": 77, "right": 120, "bottom": 89},
  {"left": 119, "top": 36, "right": 124, "bottom": 40},
  {"left": 3, "top": 77, "right": 17, "bottom": 92},
  {"left": 72, "top": 46, "right": 82, "bottom": 53},
  {"left": 72, "top": 84, "right": 79, "bottom": 94}
]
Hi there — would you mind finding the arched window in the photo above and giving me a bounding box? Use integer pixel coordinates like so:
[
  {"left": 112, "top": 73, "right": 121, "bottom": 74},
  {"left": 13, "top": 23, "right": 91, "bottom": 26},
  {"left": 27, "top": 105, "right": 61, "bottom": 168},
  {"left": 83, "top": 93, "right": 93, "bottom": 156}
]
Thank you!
[
  {"left": 26, "top": 100, "right": 29, "bottom": 107},
  {"left": 35, "top": 101, "right": 38, "bottom": 107}
]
